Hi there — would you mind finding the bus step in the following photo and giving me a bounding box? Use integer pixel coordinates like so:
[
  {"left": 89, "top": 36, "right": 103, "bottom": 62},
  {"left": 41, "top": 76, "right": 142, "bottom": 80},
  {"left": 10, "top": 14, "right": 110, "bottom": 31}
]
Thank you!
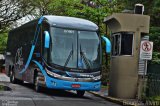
[
  {"left": 38, "top": 77, "right": 45, "bottom": 81},
  {"left": 38, "top": 72, "right": 43, "bottom": 77},
  {"left": 37, "top": 77, "right": 45, "bottom": 87},
  {"left": 38, "top": 80, "right": 46, "bottom": 87}
]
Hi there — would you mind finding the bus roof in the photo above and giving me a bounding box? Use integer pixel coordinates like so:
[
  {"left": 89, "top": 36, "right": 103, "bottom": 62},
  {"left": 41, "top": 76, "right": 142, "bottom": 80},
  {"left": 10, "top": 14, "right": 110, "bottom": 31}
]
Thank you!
[{"left": 43, "top": 15, "right": 98, "bottom": 31}]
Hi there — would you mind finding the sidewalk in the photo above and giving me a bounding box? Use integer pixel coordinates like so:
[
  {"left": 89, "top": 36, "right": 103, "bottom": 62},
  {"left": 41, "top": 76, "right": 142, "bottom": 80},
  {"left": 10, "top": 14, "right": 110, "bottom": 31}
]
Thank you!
[
  {"left": 0, "top": 73, "right": 10, "bottom": 82},
  {"left": 89, "top": 87, "right": 139, "bottom": 106}
]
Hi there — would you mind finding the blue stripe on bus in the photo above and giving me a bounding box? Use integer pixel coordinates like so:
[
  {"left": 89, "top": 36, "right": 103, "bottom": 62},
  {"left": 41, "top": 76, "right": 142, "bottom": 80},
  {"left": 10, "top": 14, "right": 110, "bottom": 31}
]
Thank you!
[
  {"left": 32, "top": 60, "right": 47, "bottom": 76},
  {"left": 19, "top": 16, "right": 44, "bottom": 74},
  {"left": 38, "top": 16, "right": 44, "bottom": 24},
  {"left": 19, "top": 45, "right": 35, "bottom": 74}
]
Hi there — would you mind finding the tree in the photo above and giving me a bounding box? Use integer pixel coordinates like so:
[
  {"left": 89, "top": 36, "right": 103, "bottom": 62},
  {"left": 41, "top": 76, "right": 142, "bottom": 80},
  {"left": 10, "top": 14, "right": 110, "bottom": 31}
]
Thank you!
[
  {"left": 0, "top": 0, "right": 125, "bottom": 33},
  {"left": 0, "top": 0, "right": 34, "bottom": 32},
  {"left": 46, "top": 0, "right": 124, "bottom": 33},
  {"left": 151, "top": 0, "right": 160, "bottom": 26},
  {"left": 120, "top": 0, "right": 160, "bottom": 27},
  {"left": 0, "top": 33, "right": 7, "bottom": 53},
  {"left": 25, "top": 0, "right": 52, "bottom": 16}
]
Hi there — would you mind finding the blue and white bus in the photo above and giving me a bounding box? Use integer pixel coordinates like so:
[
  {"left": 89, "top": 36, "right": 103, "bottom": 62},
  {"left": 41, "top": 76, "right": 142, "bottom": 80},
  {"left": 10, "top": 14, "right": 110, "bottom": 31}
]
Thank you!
[{"left": 5, "top": 15, "right": 110, "bottom": 96}]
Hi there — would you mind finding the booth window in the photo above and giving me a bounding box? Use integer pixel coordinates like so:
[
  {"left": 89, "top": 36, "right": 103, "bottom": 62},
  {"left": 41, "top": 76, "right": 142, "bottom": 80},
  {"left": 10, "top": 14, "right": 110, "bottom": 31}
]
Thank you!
[
  {"left": 111, "top": 34, "right": 120, "bottom": 55},
  {"left": 112, "top": 32, "right": 133, "bottom": 56}
]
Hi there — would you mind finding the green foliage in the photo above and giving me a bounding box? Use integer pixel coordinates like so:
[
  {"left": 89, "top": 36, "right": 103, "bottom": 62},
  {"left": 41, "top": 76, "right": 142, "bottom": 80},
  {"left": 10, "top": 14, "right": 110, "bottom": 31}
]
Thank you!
[
  {"left": 148, "top": 27, "right": 160, "bottom": 64},
  {"left": 0, "top": 85, "right": 4, "bottom": 91},
  {"left": 0, "top": 33, "right": 8, "bottom": 54},
  {"left": 0, "top": 0, "right": 125, "bottom": 34},
  {"left": 121, "top": 0, "right": 160, "bottom": 26},
  {"left": 46, "top": 0, "right": 123, "bottom": 34},
  {"left": 147, "top": 96, "right": 160, "bottom": 101},
  {"left": 150, "top": 52, "right": 160, "bottom": 64},
  {"left": 149, "top": 27, "right": 160, "bottom": 52}
]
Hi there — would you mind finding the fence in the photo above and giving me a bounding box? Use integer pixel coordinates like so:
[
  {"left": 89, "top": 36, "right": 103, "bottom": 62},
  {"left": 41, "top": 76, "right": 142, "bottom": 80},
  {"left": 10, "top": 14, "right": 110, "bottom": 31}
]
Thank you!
[{"left": 146, "top": 64, "right": 160, "bottom": 97}]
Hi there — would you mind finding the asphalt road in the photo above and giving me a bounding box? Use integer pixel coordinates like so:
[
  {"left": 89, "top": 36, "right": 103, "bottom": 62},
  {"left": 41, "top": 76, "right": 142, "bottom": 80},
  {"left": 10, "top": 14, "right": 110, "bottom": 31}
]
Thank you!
[{"left": 0, "top": 81, "right": 121, "bottom": 106}]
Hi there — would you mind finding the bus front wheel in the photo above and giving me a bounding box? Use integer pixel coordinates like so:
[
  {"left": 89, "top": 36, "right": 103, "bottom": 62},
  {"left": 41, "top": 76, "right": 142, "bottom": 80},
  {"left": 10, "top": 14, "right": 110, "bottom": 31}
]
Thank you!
[
  {"left": 76, "top": 90, "right": 85, "bottom": 97},
  {"left": 34, "top": 74, "right": 42, "bottom": 92}
]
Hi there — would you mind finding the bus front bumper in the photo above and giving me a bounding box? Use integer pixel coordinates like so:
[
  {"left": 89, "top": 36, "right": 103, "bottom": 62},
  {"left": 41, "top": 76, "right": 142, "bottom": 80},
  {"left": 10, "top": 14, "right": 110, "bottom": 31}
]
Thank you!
[{"left": 45, "top": 76, "right": 101, "bottom": 91}]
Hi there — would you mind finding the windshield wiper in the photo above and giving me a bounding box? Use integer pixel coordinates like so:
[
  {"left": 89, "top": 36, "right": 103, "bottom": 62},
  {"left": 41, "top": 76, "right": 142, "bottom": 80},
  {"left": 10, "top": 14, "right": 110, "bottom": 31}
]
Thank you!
[
  {"left": 64, "top": 43, "right": 74, "bottom": 68},
  {"left": 80, "top": 44, "right": 91, "bottom": 69}
]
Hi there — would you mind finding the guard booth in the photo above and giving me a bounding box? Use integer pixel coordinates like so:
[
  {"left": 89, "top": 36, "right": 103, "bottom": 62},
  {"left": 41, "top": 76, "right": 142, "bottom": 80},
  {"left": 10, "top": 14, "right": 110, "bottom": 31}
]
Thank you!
[{"left": 104, "top": 12, "right": 150, "bottom": 98}]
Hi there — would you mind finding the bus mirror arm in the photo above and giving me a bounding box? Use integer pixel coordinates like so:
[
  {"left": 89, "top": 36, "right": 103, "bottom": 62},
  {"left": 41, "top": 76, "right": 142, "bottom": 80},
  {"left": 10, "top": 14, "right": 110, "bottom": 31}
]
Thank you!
[
  {"left": 44, "top": 31, "right": 50, "bottom": 48},
  {"left": 101, "top": 36, "right": 111, "bottom": 53}
]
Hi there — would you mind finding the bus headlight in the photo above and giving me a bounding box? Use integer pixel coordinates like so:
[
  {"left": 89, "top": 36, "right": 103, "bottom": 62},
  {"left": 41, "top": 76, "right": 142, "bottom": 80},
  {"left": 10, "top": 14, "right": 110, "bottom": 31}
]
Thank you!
[
  {"left": 46, "top": 69, "right": 61, "bottom": 78},
  {"left": 92, "top": 75, "right": 101, "bottom": 81}
]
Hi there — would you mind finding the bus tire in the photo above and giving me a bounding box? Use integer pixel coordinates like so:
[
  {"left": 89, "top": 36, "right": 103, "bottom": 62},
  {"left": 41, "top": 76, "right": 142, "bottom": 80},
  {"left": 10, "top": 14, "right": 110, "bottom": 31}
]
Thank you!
[
  {"left": 76, "top": 90, "right": 85, "bottom": 97},
  {"left": 10, "top": 70, "right": 18, "bottom": 84},
  {"left": 34, "top": 74, "right": 42, "bottom": 92},
  {"left": 17, "top": 79, "right": 24, "bottom": 84},
  {"left": 8, "top": 66, "right": 11, "bottom": 77}
]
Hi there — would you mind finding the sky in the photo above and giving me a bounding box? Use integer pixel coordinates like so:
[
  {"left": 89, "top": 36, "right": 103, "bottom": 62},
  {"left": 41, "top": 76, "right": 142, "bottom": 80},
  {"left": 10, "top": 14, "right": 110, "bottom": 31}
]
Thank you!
[{"left": 12, "top": 15, "right": 36, "bottom": 28}]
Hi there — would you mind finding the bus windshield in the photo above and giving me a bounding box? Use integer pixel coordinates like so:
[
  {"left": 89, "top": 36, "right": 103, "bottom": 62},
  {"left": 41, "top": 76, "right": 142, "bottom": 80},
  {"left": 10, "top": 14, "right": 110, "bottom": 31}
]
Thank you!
[{"left": 50, "top": 27, "right": 101, "bottom": 70}]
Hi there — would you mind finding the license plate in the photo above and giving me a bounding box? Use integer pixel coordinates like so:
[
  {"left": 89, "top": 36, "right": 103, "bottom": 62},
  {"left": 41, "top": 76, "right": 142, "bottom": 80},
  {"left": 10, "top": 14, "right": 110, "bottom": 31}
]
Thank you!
[{"left": 71, "top": 84, "right": 81, "bottom": 88}]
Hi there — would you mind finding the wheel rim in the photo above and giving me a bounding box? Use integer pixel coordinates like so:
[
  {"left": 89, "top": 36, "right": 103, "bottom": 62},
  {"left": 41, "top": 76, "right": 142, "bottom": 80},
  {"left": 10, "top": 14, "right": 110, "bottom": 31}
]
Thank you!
[
  {"left": 10, "top": 71, "right": 13, "bottom": 82},
  {"left": 12, "top": 73, "right": 14, "bottom": 81},
  {"left": 35, "top": 77, "right": 39, "bottom": 91}
]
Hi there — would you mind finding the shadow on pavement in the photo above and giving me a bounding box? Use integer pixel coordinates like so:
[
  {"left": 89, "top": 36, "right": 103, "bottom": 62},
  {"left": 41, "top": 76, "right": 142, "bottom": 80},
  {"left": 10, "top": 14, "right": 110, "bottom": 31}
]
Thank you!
[
  {"left": 19, "top": 82, "right": 90, "bottom": 99},
  {"left": 0, "top": 85, "right": 12, "bottom": 91}
]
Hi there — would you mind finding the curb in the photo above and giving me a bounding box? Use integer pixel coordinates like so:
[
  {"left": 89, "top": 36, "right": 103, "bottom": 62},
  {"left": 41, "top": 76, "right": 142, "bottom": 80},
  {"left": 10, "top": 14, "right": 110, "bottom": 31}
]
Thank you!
[
  {"left": 88, "top": 91, "right": 136, "bottom": 106},
  {"left": 0, "top": 73, "right": 10, "bottom": 82}
]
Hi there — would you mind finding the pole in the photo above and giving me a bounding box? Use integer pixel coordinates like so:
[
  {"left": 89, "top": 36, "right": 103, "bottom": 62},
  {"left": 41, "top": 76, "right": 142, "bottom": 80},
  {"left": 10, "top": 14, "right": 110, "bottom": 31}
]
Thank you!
[
  {"left": 142, "top": 59, "right": 147, "bottom": 100},
  {"left": 144, "top": 60, "right": 147, "bottom": 78}
]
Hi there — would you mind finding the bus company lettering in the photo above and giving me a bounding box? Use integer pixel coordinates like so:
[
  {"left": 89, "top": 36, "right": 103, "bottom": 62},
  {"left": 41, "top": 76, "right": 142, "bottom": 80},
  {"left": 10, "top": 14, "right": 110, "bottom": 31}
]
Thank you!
[
  {"left": 78, "top": 74, "right": 94, "bottom": 78},
  {"left": 15, "top": 47, "right": 24, "bottom": 68}
]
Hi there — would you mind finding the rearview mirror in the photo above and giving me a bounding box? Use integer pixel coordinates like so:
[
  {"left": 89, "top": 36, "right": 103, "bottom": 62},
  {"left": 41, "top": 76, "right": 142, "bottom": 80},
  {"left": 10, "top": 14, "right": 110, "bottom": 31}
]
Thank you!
[
  {"left": 101, "top": 36, "right": 111, "bottom": 53},
  {"left": 44, "top": 31, "right": 50, "bottom": 48}
]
